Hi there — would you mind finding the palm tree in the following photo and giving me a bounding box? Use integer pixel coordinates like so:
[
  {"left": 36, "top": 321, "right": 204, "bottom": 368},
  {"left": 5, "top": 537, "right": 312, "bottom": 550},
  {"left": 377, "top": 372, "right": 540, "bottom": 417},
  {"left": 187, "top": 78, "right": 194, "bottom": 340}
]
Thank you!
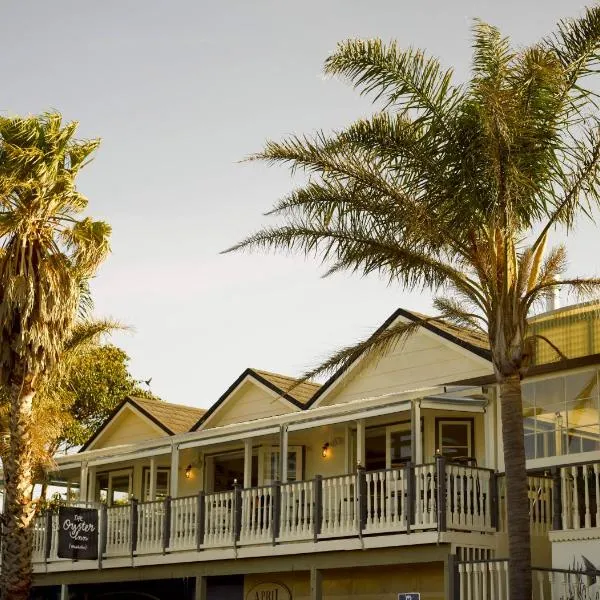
[
  {"left": 227, "top": 8, "right": 600, "bottom": 599},
  {"left": 0, "top": 113, "right": 111, "bottom": 600}
]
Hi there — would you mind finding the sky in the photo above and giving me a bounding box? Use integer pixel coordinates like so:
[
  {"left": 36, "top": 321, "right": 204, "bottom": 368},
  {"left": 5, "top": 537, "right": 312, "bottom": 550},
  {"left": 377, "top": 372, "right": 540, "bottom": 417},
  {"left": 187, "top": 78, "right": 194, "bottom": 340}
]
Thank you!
[{"left": 0, "top": 0, "right": 597, "bottom": 408}]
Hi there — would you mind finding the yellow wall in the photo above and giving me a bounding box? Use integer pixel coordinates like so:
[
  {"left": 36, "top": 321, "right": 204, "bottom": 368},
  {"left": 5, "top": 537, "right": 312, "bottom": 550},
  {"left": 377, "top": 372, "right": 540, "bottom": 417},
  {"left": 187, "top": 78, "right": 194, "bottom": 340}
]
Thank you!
[
  {"left": 91, "top": 406, "right": 168, "bottom": 450},
  {"left": 245, "top": 563, "right": 445, "bottom": 600},
  {"left": 320, "top": 327, "right": 491, "bottom": 406},
  {"left": 203, "top": 380, "right": 298, "bottom": 429}
]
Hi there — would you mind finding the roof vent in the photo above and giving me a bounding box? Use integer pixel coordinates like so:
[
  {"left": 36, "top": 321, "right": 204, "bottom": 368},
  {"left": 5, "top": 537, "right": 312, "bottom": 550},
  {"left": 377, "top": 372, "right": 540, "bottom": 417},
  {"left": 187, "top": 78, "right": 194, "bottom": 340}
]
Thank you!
[{"left": 546, "top": 278, "right": 561, "bottom": 312}]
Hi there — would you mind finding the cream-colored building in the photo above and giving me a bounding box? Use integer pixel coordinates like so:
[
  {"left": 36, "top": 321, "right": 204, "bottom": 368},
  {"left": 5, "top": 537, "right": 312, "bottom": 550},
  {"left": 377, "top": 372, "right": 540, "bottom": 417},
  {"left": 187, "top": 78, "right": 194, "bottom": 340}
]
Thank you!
[{"left": 30, "top": 304, "right": 600, "bottom": 600}]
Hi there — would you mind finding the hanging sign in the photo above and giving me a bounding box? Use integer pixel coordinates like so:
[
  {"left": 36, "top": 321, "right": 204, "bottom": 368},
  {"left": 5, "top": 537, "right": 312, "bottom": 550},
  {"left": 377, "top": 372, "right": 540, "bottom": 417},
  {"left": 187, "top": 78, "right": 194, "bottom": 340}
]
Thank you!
[
  {"left": 246, "top": 582, "right": 291, "bottom": 600},
  {"left": 57, "top": 506, "right": 99, "bottom": 560}
]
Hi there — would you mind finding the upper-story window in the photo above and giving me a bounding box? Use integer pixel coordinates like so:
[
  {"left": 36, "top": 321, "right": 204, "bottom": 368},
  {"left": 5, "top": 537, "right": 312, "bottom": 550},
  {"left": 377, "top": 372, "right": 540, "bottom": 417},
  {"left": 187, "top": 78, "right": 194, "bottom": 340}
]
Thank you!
[
  {"left": 436, "top": 419, "right": 473, "bottom": 462},
  {"left": 523, "top": 368, "right": 600, "bottom": 460}
]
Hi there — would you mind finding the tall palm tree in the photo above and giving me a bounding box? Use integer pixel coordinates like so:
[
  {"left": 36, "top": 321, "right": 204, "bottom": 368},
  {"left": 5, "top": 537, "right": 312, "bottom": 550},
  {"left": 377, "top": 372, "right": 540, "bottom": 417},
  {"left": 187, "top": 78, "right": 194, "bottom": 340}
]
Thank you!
[
  {"left": 227, "top": 8, "right": 600, "bottom": 599},
  {"left": 0, "top": 113, "right": 111, "bottom": 600}
]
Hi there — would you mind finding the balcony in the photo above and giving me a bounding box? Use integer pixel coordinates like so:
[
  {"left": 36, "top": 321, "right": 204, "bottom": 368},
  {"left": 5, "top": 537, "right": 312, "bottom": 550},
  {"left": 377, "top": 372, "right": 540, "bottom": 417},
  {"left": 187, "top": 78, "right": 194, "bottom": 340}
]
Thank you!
[{"left": 31, "top": 459, "right": 497, "bottom": 572}]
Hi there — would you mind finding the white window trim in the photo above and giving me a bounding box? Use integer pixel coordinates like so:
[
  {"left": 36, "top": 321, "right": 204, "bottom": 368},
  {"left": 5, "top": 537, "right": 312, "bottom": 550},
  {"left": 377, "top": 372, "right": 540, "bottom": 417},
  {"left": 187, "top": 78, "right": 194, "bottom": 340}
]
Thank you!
[{"left": 437, "top": 420, "right": 473, "bottom": 459}]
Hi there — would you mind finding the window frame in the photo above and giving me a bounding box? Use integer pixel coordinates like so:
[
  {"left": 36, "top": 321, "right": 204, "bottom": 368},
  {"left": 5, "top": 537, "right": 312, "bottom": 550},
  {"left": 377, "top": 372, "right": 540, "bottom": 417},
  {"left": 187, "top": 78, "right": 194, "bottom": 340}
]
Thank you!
[
  {"left": 435, "top": 418, "right": 475, "bottom": 462},
  {"left": 141, "top": 466, "right": 171, "bottom": 502}
]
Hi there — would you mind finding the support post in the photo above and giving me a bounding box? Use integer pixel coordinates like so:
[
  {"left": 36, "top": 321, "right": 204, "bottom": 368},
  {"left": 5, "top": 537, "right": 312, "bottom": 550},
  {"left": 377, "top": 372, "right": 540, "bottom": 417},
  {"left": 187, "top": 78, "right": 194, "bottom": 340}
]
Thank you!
[
  {"left": 356, "top": 464, "right": 367, "bottom": 532},
  {"left": 552, "top": 467, "right": 562, "bottom": 531},
  {"left": 280, "top": 425, "right": 289, "bottom": 483},
  {"left": 196, "top": 491, "right": 205, "bottom": 550},
  {"left": 44, "top": 511, "right": 53, "bottom": 561},
  {"left": 87, "top": 466, "right": 96, "bottom": 504},
  {"left": 233, "top": 480, "right": 242, "bottom": 542},
  {"left": 356, "top": 419, "right": 365, "bottom": 469},
  {"left": 162, "top": 496, "right": 171, "bottom": 553},
  {"left": 130, "top": 498, "right": 139, "bottom": 555},
  {"left": 406, "top": 461, "right": 415, "bottom": 531},
  {"left": 149, "top": 457, "right": 157, "bottom": 501},
  {"left": 310, "top": 567, "right": 323, "bottom": 600},
  {"left": 484, "top": 402, "right": 496, "bottom": 469},
  {"left": 170, "top": 444, "right": 180, "bottom": 497},
  {"left": 313, "top": 475, "right": 323, "bottom": 542},
  {"left": 272, "top": 480, "right": 281, "bottom": 545},
  {"left": 60, "top": 584, "right": 69, "bottom": 600},
  {"left": 100, "top": 504, "right": 108, "bottom": 561},
  {"left": 436, "top": 455, "right": 447, "bottom": 532},
  {"left": 195, "top": 575, "right": 207, "bottom": 600},
  {"left": 412, "top": 401, "right": 422, "bottom": 465},
  {"left": 490, "top": 472, "right": 499, "bottom": 530},
  {"left": 447, "top": 554, "right": 460, "bottom": 600},
  {"left": 244, "top": 438, "right": 253, "bottom": 489},
  {"left": 79, "top": 462, "right": 89, "bottom": 502}
]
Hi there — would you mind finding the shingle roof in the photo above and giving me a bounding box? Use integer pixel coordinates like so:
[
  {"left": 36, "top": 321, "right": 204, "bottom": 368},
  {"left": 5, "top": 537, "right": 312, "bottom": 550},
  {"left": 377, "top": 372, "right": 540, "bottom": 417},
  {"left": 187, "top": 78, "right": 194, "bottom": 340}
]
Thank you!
[
  {"left": 129, "top": 397, "right": 206, "bottom": 434},
  {"left": 251, "top": 369, "right": 321, "bottom": 406}
]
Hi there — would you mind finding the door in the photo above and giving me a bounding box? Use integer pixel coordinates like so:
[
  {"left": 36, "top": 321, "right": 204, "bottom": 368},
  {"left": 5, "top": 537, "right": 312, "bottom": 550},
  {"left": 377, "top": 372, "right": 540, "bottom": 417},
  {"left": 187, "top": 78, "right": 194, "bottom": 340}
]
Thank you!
[{"left": 97, "top": 469, "right": 133, "bottom": 505}]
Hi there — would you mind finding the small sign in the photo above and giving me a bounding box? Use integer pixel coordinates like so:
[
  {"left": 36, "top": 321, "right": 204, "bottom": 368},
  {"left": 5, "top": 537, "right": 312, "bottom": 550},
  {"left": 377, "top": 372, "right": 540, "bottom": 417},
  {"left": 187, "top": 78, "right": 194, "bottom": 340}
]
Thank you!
[
  {"left": 398, "top": 594, "right": 420, "bottom": 600},
  {"left": 57, "top": 506, "right": 99, "bottom": 560},
  {"left": 246, "top": 582, "right": 291, "bottom": 600}
]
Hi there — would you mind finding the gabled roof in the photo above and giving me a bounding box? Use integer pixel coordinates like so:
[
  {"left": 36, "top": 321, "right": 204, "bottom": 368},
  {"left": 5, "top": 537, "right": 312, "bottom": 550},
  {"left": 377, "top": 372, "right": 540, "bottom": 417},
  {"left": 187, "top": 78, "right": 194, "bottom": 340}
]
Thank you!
[
  {"left": 190, "top": 368, "right": 321, "bottom": 430},
  {"left": 307, "top": 307, "right": 491, "bottom": 407},
  {"left": 80, "top": 396, "right": 206, "bottom": 452}
]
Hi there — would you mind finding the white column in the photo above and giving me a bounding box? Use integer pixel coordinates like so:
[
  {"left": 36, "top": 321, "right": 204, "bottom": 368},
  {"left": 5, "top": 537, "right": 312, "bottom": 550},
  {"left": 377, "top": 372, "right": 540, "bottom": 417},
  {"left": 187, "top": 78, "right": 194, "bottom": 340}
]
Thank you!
[
  {"left": 170, "top": 444, "right": 180, "bottom": 497},
  {"left": 484, "top": 398, "right": 496, "bottom": 469},
  {"left": 87, "top": 466, "right": 96, "bottom": 504},
  {"left": 280, "top": 425, "right": 289, "bottom": 483},
  {"left": 244, "top": 438, "right": 253, "bottom": 488},
  {"left": 149, "top": 457, "right": 157, "bottom": 500},
  {"left": 413, "top": 400, "right": 423, "bottom": 464},
  {"left": 60, "top": 584, "right": 69, "bottom": 600},
  {"left": 79, "top": 463, "right": 88, "bottom": 502},
  {"left": 356, "top": 419, "right": 365, "bottom": 468},
  {"left": 344, "top": 423, "right": 351, "bottom": 473}
]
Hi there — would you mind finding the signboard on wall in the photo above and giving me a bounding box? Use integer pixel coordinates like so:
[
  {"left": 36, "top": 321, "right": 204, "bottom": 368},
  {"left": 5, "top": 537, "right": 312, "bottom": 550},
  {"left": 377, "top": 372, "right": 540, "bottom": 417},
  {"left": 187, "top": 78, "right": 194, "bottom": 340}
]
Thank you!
[
  {"left": 57, "top": 506, "right": 99, "bottom": 560},
  {"left": 398, "top": 594, "right": 420, "bottom": 600},
  {"left": 246, "top": 583, "right": 291, "bottom": 600}
]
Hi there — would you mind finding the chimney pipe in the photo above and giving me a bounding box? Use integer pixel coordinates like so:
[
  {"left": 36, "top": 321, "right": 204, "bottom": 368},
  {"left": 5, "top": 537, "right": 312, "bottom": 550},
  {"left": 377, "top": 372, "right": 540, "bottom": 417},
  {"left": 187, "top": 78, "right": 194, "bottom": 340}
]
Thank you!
[{"left": 546, "top": 278, "right": 561, "bottom": 312}]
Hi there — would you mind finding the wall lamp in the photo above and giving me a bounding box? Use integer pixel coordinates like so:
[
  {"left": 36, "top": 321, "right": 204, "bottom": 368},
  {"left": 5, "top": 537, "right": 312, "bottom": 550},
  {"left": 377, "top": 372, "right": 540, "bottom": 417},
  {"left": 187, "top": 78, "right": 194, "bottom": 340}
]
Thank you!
[
  {"left": 321, "top": 443, "right": 330, "bottom": 458},
  {"left": 185, "top": 464, "right": 193, "bottom": 479}
]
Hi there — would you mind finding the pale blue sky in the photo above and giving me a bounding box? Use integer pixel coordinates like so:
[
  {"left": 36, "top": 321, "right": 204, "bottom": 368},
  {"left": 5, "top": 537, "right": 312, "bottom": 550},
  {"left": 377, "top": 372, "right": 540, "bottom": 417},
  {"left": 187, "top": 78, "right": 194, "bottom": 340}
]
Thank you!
[{"left": 1, "top": 1, "right": 596, "bottom": 408}]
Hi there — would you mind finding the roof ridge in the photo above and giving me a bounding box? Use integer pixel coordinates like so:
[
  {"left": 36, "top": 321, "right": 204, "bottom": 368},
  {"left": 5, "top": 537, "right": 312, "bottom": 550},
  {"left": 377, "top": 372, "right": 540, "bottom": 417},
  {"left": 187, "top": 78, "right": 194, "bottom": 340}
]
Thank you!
[
  {"left": 251, "top": 368, "right": 321, "bottom": 387},
  {"left": 129, "top": 396, "right": 206, "bottom": 413}
]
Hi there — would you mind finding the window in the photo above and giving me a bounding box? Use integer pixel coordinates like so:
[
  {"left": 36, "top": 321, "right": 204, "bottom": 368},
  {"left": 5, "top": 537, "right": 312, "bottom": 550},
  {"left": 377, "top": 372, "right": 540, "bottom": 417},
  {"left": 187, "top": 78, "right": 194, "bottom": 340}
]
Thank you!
[
  {"left": 437, "top": 420, "right": 473, "bottom": 461},
  {"left": 523, "top": 369, "right": 600, "bottom": 459},
  {"left": 260, "top": 446, "right": 303, "bottom": 484},
  {"left": 96, "top": 469, "right": 133, "bottom": 506},
  {"left": 142, "top": 467, "right": 170, "bottom": 501},
  {"left": 365, "top": 421, "right": 420, "bottom": 471}
]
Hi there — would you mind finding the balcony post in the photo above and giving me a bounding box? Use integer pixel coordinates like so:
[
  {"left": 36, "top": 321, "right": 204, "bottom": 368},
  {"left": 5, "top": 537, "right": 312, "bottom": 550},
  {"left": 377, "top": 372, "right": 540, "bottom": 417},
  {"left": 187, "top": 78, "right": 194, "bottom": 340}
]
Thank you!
[
  {"left": 244, "top": 438, "right": 253, "bottom": 488},
  {"left": 100, "top": 504, "right": 108, "bottom": 559},
  {"left": 280, "top": 425, "right": 289, "bottom": 483},
  {"left": 436, "top": 455, "right": 447, "bottom": 532},
  {"left": 272, "top": 480, "right": 281, "bottom": 545},
  {"left": 162, "top": 496, "right": 172, "bottom": 554},
  {"left": 130, "top": 498, "right": 139, "bottom": 555},
  {"left": 356, "top": 420, "right": 366, "bottom": 469},
  {"left": 170, "top": 443, "right": 180, "bottom": 497},
  {"left": 44, "top": 510, "right": 53, "bottom": 561},
  {"left": 196, "top": 491, "right": 205, "bottom": 550},
  {"left": 412, "top": 400, "right": 422, "bottom": 465},
  {"left": 490, "top": 472, "right": 499, "bottom": 530},
  {"left": 149, "top": 457, "right": 157, "bottom": 501},
  {"left": 79, "top": 462, "right": 88, "bottom": 502},
  {"left": 310, "top": 567, "right": 323, "bottom": 600},
  {"left": 313, "top": 475, "right": 323, "bottom": 542},
  {"left": 406, "top": 461, "right": 415, "bottom": 532},
  {"left": 233, "top": 480, "right": 242, "bottom": 542},
  {"left": 552, "top": 467, "right": 562, "bottom": 531},
  {"left": 356, "top": 464, "right": 367, "bottom": 532}
]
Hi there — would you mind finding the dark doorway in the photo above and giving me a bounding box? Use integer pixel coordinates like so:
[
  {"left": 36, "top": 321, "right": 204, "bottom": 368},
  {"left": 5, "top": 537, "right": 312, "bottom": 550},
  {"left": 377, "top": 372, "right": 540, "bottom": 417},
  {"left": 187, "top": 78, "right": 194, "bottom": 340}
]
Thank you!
[{"left": 207, "top": 575, "right": 244, "bottom": 600}]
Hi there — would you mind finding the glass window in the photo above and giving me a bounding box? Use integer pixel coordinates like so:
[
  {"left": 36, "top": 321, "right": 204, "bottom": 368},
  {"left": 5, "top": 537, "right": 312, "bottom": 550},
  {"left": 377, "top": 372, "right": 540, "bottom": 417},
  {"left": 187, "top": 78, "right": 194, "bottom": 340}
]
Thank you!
[
  {"left": 143, "top": 467, "right": 170, "bottom": 501},
  {"left": 261, "top": 447, "right": 302, "bottom": 484},
  {"left": 96, "top": 470, "right": 132, "bottom": 506},
  {"left": 522, "top": 368, "right": 600, "bottom": 459},
  {"left": 438, "top": 420, "right": 472, "bottom": 460},
  {"left": 365, "top": 429, "right": 386, "bottom": 471},
  {"left": 388, "top": 425, "right": 412, "bottom": 468}
]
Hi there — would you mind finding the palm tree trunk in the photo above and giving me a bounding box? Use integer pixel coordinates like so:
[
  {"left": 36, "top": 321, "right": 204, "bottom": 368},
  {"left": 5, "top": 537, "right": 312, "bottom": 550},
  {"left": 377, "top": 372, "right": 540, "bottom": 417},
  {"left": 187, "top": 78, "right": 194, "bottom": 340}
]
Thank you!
[
  {"left": 499, "top": 372, "right": 532, "bottom": 600},
  {"left": 1, "top": 378, "right": 36, "bottom": 600}
]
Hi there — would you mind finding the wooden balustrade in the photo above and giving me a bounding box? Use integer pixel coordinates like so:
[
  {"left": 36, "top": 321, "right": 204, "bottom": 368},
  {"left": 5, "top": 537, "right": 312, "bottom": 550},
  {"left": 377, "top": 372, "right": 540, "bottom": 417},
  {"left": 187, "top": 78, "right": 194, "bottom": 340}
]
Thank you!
[
  {"left": 414, "top": 463, "right": 437, "bottom": 530},
  {"left": 31, "top": 515, "right": 46, "bottom": 563},
  {"left": 445, "top": 465, "right": 493, "bottom": 533},
  {"left": 239, "top": 485, "right": 273, "bottom": 544},
  {"left": 320, "top": 474, "right": 357, "bottom": 537},
  {"left": 279, "top": 480, "right": 314, "bottom": 541},
  {"left": 560, "top": 462, "right": 600, "bottom": 530},
  {"left": 364, "top": 468, "right": 408, "bottom": 533},
  {"left": 203, "top": 491, "right": 234, "bottom": 547},
  {"left": 105, "top": 505, "right": 131, "bottom": 557},
  {"left": 169, "top": 495, "right": 198, "bottom": 551},
  {"left": 137, "top": 500, "right": 164, "bottom": 554}
]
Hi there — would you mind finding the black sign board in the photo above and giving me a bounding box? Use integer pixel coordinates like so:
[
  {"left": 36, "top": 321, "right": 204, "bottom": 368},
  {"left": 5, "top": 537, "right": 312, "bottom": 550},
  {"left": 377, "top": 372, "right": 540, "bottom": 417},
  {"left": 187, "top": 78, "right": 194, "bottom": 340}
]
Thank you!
[{"left": 57, "top": 506, "right": 99, "bottom": 560}]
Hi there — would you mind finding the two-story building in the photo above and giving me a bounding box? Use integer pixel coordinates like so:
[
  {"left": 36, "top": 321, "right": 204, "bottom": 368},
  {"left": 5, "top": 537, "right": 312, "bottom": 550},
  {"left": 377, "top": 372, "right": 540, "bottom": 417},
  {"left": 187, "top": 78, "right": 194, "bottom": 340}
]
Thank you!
[{"left": 29, "top": 302, "right": 600, "bottom": 600}]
